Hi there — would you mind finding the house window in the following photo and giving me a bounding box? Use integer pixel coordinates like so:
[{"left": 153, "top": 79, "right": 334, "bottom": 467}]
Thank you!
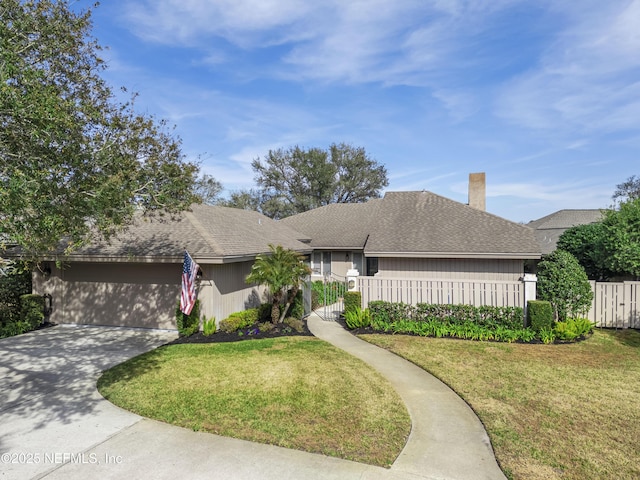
[
  {"left": 322, "top": 252, "right": 332, "bottom": 276},
  {"left": 366, "top": 257, "right": 379, "bottom": 276},
  {"left": 312, "top": 252, "right": 322, "bottom": 275},
  {"left": 312, "top": 251, "right": 332, "bottom": 276},
  {"left": 352, "top": 252, "right": 364, "bottom": 274}
]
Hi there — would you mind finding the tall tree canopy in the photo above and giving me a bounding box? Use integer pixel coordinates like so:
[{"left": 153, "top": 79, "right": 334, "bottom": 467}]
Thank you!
[
  {"left": 223, "top": 143, "right": 388, "bottom": 218},
  {"left": 0, "top": 0, "right": 199, "bottom": 260},
  {"left": 612, "top": 175, "right": 640, "bottom": 204},
  {"left": 556, "top": 222, "right": 614, "bottom": 280},
  {"left": 601, "top": 198, "right": 640, "bottom": 279},
  {"left": 193, "top": 174, "right": 223, "bottom": 205}
]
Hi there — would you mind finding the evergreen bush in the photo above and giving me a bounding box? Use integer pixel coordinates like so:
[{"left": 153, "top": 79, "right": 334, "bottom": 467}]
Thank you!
[
  {"left": 20, "top": 294, "right": 44, "bottom": 329},
  {"left": 527, "top": 300, "right": 554, "bottom": 332},
  {"left": 0, "top": 263, "right": 32, "bottom": 326},
  {"left": 218, "top": 308, "right": 258, "bottom": 333},
  {"left": 175, "top": 300, "right": 200, "bottom": 337},
  {"left": 537, "top": 250, "right": 593, "bottom": 321},
  {"left": 344, "top": 291, "right": 362, "bottom": 316}
]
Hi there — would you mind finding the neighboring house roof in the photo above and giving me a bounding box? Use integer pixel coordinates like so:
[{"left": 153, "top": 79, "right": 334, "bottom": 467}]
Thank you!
[
  {"left": 38, "top": 204, "right": 312, "bottom": 264},
  {"left": 281, "top": 191, "right": 541, "bottom": 259},
  {"left": 528, "top": 209, "right": 604, "bottom": 255}
]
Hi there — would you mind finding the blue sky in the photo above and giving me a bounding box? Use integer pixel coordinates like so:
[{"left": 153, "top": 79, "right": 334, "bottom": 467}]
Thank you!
[{"left": 85, "top": 0, "right": 638, "bottom": 223}]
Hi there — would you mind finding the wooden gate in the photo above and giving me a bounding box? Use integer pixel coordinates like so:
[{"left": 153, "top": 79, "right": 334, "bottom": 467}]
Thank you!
[{"left": 588, "top": 281, "right": 640, "bottom": 329}]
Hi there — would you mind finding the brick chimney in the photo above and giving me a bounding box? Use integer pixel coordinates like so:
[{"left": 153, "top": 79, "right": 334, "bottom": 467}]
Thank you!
[{"left": 468, "top": 172, "right": 486, "bottom": 211}]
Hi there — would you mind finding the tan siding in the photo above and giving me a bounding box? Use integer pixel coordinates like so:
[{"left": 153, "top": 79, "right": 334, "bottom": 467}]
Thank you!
[
  {"left": 331, "top": 251, "right": 352, "bottom": 278},
  {"left": 377, "top": 258, "right": 523, "bottom": 281},
  {"left": 205, "top": 262, "right": 266, "bottom": 323}
]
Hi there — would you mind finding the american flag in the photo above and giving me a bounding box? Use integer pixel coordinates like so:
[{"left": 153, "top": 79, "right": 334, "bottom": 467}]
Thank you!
[{"left": 180, "top": 250, "right": 200, "bottom": 315}]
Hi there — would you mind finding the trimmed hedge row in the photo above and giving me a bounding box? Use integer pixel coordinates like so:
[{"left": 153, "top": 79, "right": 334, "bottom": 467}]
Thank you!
[
  {"left": 368, "top": 301, "right": 524, "bottom": 329},
  {"left": 362, "top": 300, "right": 594, "bottom": 344}
]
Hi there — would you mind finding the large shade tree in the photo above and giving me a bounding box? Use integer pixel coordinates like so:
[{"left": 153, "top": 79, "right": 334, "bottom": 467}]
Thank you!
[
  {"left": 0, "top": 0, "right": 199, "bottom": 261},
  {"left": 246, "top": 245, "right": 311, "bottom": 324},
  {"left": 223, "top": 143, "right": 388, "bottom": 219}
]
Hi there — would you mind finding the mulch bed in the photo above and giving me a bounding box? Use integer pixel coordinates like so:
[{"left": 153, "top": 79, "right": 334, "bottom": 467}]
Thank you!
[{"left": 166, "top": 320, "right": 314, "bottom": 345}]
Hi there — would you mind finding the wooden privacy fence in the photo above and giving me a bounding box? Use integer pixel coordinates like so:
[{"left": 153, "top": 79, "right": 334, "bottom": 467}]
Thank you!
[
  {"left": 587, "top": 281, "right": 640, "bottom": 329},
  {"left": 358, "top": 277, "right": 525, "bottom": 308},
  {"left": 357, "top": 276, "right": 640, "bottom": 329}
]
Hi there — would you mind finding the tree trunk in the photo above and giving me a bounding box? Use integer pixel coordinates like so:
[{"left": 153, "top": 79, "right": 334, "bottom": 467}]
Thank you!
[
  {"left": 271, "top": 301, "right": 280, "bottom": 324},
  {"left": 278, "top": 286, "right": 299, "bottom": 323}
]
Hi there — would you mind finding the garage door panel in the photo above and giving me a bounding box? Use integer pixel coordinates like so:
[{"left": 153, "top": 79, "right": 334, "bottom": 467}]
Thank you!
[{"left": 60, "top": 263, "right": 181, "bottom": 329}]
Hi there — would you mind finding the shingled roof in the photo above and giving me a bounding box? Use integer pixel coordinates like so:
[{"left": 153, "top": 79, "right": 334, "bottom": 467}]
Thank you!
[
  {"left": 281, "top": 191, "right": 541, "bottom": 259},
  {"left": 278, "top": 200, "right": 381, "bottom": 249},
  {"left": 52, "top": 204, "right": 311, "bottom": 263},
  {"left": 528, "top": 209, "right": 604, "bottom": 255}
]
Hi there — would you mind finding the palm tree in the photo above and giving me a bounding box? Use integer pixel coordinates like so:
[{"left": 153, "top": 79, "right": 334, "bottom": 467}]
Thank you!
[{"left": 246, "top": 244, "right": 311, "bottom": 323}]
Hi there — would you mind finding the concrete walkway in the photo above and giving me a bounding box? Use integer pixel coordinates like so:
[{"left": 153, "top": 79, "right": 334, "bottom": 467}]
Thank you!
[
  {"left": 307, "top": 313, "right": 507, "bottom": 480},
  {"left": 0, "top": 318, "right": 506, "bottom": 480}
]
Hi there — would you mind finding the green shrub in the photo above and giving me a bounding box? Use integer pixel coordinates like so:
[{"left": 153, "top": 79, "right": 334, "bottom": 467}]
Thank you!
[
  {"left": 202, "top": 317, "right": 216, "bottom": 336},
  {"left": 0, "top": 262, "right": 32, "bottom": 326},
  {"left": 344, "top": 307, "right": 371, "bottom": 329},
  {"left": 20, "top": 294, "right": 44, "bottom": 329},
  {"left": 344, "top": 291, "right": 362, "bottom": 316},
  {"left": 219, "top": 317, "right": 245, "bottom": 333},
  {"left": 527, "top": 300, "right": 554, "bottom": 332},
  {"left": 568, "top": 317, "right": 595, "bottom": 337},
  {"left": 231, "top": 308, "right": 259, "bottom": 324},
  {"left": 368, "top": 301, "right": 412, "bottom": 325},
  {"left": 218, "top": 308, "right": 259, "bottom": 333},
  {"left": 553, "top": 321, "right": 578, "bottom": 341},
  {"left": 258, "top": 321, "right": 275, "bottom": 333},
  {"left": 283, "top": 317, "right": 304, "bottom": 333},
  {"left": 0, "top": 320, "right": 32, "bottom": 338},
  {"left": 539, "top": 327, "right": 556, "bottom": 344},
  {"left": 370, "top": 301, "right": 523, "bottom": 329},
  {"left": 554, "top": 317, "right": 594, "bottom": 341},
  {"left": 516, "top": 328, "right": 537, "bottom": 343},
  {"left": 175, "top": 300, "right": 200, "bottom": 337},
  {"left": 537, "top": 250, "right": 593, "bottom": 321},
  {"left": 367, "top": 300, "right": 540, "bottom": 343}
]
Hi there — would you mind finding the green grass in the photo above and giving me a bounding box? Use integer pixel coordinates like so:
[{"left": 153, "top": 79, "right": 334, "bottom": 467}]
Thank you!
[
  {"left": 98, "top": 336, "right": 410, "bottom": 467},
  {"left": 359, "top": 329, "right": 640, "bottom": 480}
]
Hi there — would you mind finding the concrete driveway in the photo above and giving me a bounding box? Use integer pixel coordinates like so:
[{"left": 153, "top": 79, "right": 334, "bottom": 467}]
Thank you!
[{"left": 0, "top": 325, "right": 177, "bottom": 480}]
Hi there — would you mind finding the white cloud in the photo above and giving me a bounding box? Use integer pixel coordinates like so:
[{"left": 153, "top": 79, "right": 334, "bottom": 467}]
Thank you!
[
  {"left": 496, "top": 0, "right": 640, "bottom": 135},
  {"left": 123, "top": 0, "right": 318, "bottom": 47}
]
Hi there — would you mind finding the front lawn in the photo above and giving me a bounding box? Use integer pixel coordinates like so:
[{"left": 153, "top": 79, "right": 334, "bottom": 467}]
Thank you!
[
  {"left": 360, "top": 329, "right": 640, "bottom": 480},
  {"left": 97, "top": 336, "right": 410, "bottom": 467}
]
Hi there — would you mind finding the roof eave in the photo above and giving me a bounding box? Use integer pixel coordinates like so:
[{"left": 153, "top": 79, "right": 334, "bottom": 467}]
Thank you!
[
  {"left": 364, "top": 251, "right": 542, "bottom": 260},
  {"left": 37, "top": 249, "right": 312, "bottom": 265}
]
